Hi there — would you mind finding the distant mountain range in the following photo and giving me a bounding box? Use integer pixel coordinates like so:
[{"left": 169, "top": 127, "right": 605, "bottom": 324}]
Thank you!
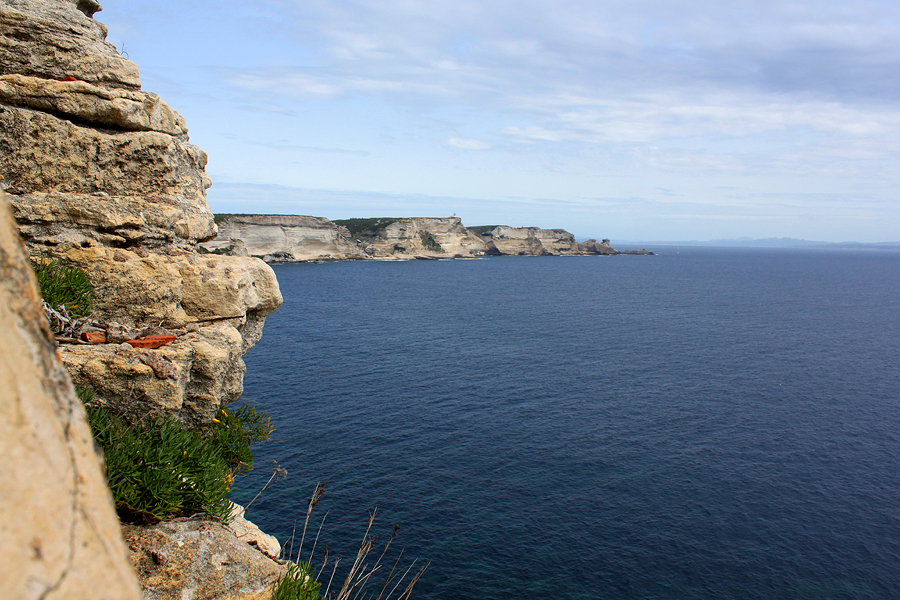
[{"left": 616, "top": 237, "right": 900, "bottom": 250}]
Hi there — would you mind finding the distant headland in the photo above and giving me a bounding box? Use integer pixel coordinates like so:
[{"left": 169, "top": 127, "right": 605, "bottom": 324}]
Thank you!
[{"left": 201, "top": 214, "right": 654, "bottom": 263}]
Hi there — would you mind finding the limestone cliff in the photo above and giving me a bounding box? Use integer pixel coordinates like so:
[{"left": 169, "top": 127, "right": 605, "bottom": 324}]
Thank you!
[
  {"left": 0, "top": 0, "right": 282, "bottom": 426},
  {"left": 1, "top": 3, "right": 287, "bottom": 598},
  {"left": 206, "top": 214, "right": 367, "bottom": 262},
  {"left": 1, "top": 189, "right": 141, "bottom": 599},
  {"left": 475, "top": 226, "right": 618, "bottom": 256},
  {"left": 351, "top": 216, "right": 487, "bottom": 258},
  {"left": 203, "top": 215, "right": 629, "bottom": 261},
  {"left": 203, "top": 215, "right": 488, "bottom": 260}
]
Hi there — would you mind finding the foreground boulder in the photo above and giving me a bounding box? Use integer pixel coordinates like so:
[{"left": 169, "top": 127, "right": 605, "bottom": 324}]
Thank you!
[
  {"left": 123, "top": 519, "right": 286, "bottom": 600},
  {"left": 0, "top": 190, "right": 141, "bottom": 599}
]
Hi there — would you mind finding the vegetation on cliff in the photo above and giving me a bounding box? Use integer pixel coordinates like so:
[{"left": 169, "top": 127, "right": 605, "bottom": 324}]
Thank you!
[
  {"left": 32, "top": 258, "right": 94, "bottom": 330},
  {"left": 79, "top": 387, "right": 273, "bottom": 523},
  {"left": 333, "top": 217, "right": 400, "bottom": 236},
  {"left": 34, "top": 259, "right": 273, "bottom": 523},
  {"left": 417, "top": 230, "right": 443, "bottom": 252}
]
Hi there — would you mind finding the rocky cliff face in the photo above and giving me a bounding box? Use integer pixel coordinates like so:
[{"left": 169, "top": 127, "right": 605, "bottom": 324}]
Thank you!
[
  {"left": 0, "top": 189, "right": 141, "bottom": 599},
  {"left": 206, "top": 214, "right": 367, "bottom": 262},
  {"left": 203, "top": 215, "right": 488, "bottom": 260},
  {"left": 1, "top": 3, "right": 286, "bottom": 598},
  {"left": 203, "top": 215, "right": 627, "bottom": 261},
  {"left": 357, "top": 217, "right": 487, "bottom": 258},
  {"left": 478, "top": 225, "right": 603, "bottom": 256},
  {"left": 0, "top": 0, "right": 282, "bottom": 426}
]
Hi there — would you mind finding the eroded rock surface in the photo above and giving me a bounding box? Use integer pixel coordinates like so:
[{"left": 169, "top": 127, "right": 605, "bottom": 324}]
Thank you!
[
  {"left": 0, "top": 0, "right": 139, "bottom": 89},
  {"left": 206, "top": 214, "right": 367, "bottom": 262},
  {"left": 0, "top": 190, "right": 141, "bottom": 599},
  {"left": 228, "top": 503, "right": 283, "bottom": 559},
  {"left": 203, "top": 214, "right": 628, "bottom": 261},
  {"left": 3, "top": 108, "right": 215, "bottom": 248},
  {"left": 1, "top": 0, "right": 282, "bottom": 426},
  {"left": 1, "top": 0, "right": 213, "bottom": 249},
  {"left": 123, "top": 519, "right": 286, "bottom": 600},
  {"left": 359, "top": 217, "right": 487, "bottom": 258}
]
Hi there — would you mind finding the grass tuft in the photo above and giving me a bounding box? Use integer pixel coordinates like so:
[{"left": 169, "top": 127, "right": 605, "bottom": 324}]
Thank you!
[
  {"left": 32, "top": 258, "right": 93, "bottom": 330},
  {"left": 273, "top": 561, "right": 322, "bottom": 600}
]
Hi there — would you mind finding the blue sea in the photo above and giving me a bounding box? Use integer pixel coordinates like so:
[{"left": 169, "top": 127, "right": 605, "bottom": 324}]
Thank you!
[{"left": 233, "top": 248, "right": 900, "bottom": 599}]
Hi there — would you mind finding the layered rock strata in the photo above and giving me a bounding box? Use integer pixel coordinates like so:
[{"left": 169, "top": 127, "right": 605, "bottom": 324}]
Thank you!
[
  {"left": 0, "top": 0, "right": 282, "bottom": 426},
  {"left": 476, "top": 225, "right": 617, "bottom": 256},
  {"left": 1, "top": 3, "right": 287, "bottom": 596},
  {"left": 203, "top": 215, "right": 629, "bottom": 261},
  {"left": 355, "top": 216, "right": 487, "bottom": 258},
  {"left": 205, "top": 214, "right": 367, "bottom": 262},
  {"left": 0, "top": 189, "right": 141, "bottom": 599}
]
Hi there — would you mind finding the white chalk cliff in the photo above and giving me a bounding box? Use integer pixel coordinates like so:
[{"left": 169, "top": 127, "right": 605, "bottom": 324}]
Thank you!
[{"left": 203, "top": 215, "right": 628, "bottom": 261}]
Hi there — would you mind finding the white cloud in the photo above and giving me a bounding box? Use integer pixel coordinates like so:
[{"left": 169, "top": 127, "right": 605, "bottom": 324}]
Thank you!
[
  {"left": 103, "top": 0, "right": 900, "bottom": 240},
  {"left": 446, "top": 137, "right": 493, "bottom": 150}
]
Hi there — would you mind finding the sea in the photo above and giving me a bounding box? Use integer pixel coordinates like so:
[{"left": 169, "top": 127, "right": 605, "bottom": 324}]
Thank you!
[{"left": 232, "top": 247, "right": 900, "bottom": 600}]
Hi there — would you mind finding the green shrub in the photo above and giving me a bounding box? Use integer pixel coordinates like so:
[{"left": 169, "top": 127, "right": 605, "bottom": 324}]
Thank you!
[
  {"left": 209, "top": 404, "right": 274, "bottom": 480},
  {"left": 333, "top": 218, "right": 400, "bottom": 236},
  {"left": 86, "top": 406, "right": 233, "bottom": 522},
  {"left": 32, "top": 259, "right": 93, "bottom": 328},
  {"left": 81, "top": 392, "right": 272, "bottom": 524},
  {"left": 418, "top": 230, "right": 443, "bottom": 252},
  {"left": 466, "top": 225, "right": 502, "bottom": 235},
  {"left": 273, "top": 562, "right": 321, "bottom": 600},
  {"left": 213, "top": 213, "right": 258, "bottom": 224}
]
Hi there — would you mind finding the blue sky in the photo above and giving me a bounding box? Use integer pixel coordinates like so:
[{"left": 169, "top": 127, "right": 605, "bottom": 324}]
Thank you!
[{"left": 99, "top": 0, "right": 899, "bottom": 242}]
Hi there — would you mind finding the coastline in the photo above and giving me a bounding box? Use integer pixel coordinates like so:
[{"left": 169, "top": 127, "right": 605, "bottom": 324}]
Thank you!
[{"left": 201, "top": 213, "right": 653, "bottom": 263}]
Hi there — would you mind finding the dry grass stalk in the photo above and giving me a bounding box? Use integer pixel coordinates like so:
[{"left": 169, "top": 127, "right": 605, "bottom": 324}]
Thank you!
[{"left": 281, "top": 482, "right": 429, "bottom": 600}]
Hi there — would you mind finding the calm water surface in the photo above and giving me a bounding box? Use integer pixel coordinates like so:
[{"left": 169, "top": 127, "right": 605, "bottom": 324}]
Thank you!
[{"left": 234, "top": 248, "right": 900, "bottom": 599}]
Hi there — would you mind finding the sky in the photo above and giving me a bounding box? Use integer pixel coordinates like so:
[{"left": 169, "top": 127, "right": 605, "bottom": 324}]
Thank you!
[{"left": 98, "top": 0, "right": 900, "bottom": 242}]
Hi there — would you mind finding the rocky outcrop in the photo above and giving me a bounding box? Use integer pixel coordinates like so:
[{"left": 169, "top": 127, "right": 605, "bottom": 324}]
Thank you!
[
  {"left": 1, "top": 0, "right": 212, "bottom": 250},
  {"left": 0, "top": 190, "right": 141, "bottom": 599},
  {"left": 2, "top": 90, "right": 214, "bottom": 248},
  {"left": 578, "top": 238, "right": 619, "bottom": 255},
  {"left": 228, "top": 502, "right": 282, "bottom": 559},
  {"left": 0, "top": 0, "right": 282, "bottom": 426},
  {"left": 0, "top": 0, "right": 139, "bottom": 89},
  {"left": 123, "top": 518, "right": 286, "bottom": 600},
  {"left": 476, "top": 226, "right": 579, "bottom": 256},
  {"left": 203, "top": 215, "right": 635, "bottom": 261},
  {"left": 205, "top": 214, "right": 367, "bottom": 262},
  {"left": 355, "top": 217, "right": 487, "bottom": 258},
  {"left": 1, "top": 2, "right": 286, "bottom": 598}
]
